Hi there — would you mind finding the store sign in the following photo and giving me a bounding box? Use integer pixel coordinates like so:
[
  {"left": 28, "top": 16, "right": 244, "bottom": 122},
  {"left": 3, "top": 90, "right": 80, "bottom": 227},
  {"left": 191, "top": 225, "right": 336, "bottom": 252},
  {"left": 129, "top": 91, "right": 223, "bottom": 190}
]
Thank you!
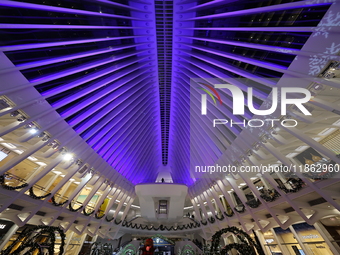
[
  {"left": 301, "top": 234, "right": 319, "bottom": 239},
  {"left": 71, "top": 237, "right": 81, "bottom": 243},
  {"left": 0, "top": 220, "right": 14, "bottom": 233}
]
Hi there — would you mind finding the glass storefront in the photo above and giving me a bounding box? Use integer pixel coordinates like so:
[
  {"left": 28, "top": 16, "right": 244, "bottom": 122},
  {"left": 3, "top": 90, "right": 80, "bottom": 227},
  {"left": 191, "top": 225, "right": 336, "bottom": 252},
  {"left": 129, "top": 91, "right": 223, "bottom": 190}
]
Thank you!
[
  {"left": 293, "top": 223, "right": 333, "bottom": 255},
  {"left": 273, "top": 227, "right": 303, "bottom": 255},
  {"left": 270, "top": 223, "right": 334, "bottom": 255},
  {"left": 264, "top": 232, "right": 283, "bottom": 255}
]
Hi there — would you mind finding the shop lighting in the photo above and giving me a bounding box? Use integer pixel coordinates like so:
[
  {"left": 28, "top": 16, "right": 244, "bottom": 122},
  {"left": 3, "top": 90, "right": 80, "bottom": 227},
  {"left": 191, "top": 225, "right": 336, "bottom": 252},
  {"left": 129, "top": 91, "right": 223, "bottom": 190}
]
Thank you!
[
  {"left": 63, "top": 153, "right": 73, "bottom": 161},
  {"left": 29, "top": 128, "right": 38, "bottom": 134}
]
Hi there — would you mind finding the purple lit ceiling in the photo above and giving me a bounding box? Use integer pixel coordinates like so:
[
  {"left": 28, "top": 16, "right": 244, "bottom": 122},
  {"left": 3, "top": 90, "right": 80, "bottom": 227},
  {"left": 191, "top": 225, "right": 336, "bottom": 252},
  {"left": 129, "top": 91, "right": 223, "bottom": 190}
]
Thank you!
[{"left": 0, "top": 0, "right": 331, "bottom": 185}]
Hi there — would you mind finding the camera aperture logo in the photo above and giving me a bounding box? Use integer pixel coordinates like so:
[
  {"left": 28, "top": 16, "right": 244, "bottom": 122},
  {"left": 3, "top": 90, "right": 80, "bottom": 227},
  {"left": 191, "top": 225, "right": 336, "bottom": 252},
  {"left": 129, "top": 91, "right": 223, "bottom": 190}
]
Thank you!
[{"left": 199, "top": 83, "right": 312, "bottom": 128}]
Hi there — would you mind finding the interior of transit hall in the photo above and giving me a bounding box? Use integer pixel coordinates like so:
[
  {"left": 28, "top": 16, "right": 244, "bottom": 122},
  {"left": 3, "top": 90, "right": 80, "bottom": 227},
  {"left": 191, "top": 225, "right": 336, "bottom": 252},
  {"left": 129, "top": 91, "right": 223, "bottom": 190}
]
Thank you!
[{"left": 1, "top": 0, "right": 340, "bottom": 254}]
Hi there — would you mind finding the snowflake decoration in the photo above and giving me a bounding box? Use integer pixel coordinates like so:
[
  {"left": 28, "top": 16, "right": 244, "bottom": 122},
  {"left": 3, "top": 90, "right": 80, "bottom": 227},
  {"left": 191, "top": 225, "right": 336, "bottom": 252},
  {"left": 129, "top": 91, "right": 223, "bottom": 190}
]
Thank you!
[
  {"left": 306, "top": 0, "right": 337, "bottom": 5},
  {"left": 324, "top": 42, "right": 340, "bottom": 55},
  {"left": 312, "top": 27, "right": 330, "bottom": 39},
  {"left": 308, "top": 55, "right": 328, "bottom": 75},
  {"left": 318, "top": 10, "right": 340, "bottom": 27}
]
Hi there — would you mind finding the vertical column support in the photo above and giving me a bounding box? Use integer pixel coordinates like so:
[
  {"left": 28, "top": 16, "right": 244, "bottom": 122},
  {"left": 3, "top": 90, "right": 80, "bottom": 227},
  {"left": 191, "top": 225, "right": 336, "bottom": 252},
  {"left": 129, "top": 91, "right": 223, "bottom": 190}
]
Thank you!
[
  {"left": 314, "top": 221, "right": 340, "bottom": 255},
  {"left": 271, "top": 228, "right": 290, "bottom": 255},
  {"left": 288, "top": 225, "right": 313, "bottom": 255}
]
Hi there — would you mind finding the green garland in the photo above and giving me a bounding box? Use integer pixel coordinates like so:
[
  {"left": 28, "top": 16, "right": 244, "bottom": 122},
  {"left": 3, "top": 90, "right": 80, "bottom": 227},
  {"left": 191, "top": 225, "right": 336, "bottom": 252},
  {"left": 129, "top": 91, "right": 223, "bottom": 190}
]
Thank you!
[
  {"left": 260, "top": 189, "right": 280, "bottom": 202},
  {"left": 0, "top": 225, "right": 65, "bottom": 255},
  {"left": 224, "top": 211, "right": 234, "bottom": 217},
  {"left": 119, "top": 221, "right": 200, "bottom": 231},
  {"left": 234, "top": 204, "right": 245, "bottom": 213},
  {"left": 252, "top": 230, "right": 265, "bottom": 255},
  {"left": 105, "top": 215, "right": 114, "bottom": 222},
  {"left": 246, "top": 199, "right": 261, "bottom": 208},
  {"left": 0, "top": 175, "right": 28, "bottom": 190},
  {"left": 114, "top": 219, "right": 122, "bottom": 225},
  {"left": 28, "top": 187, "right": 51, "bottom": 200},
  {"left": 215, "top": 214, "right": 224, "bottom": 220},
  {"left": 83, "top": 208, "right": 95, "bottom": 216},
  {"left": 181, "top": 248, "right": 194, "bottom": 255},
  {"left": 121, "top": 244, "right": 136, "bottom": 255},
  {"left": 201, "top": 220, "right": 208, "bottom": 225},
  {"left": 68, "top": 203, "right": 83, "bottom": 212},
  {"left": 278, "top": 178, "right": 304, "bottom": 193},
  {"left": 207, "top": 216, "right": 215, "bottom": 223},
  {"left": 210, "top": 226, "right": 265, "bottom": 255},
  {"left": 95, "top": 212, "right": 105, "bottom": 219},
  {"left": 51, "top": 196, "right": 68, "bottom": 206}
]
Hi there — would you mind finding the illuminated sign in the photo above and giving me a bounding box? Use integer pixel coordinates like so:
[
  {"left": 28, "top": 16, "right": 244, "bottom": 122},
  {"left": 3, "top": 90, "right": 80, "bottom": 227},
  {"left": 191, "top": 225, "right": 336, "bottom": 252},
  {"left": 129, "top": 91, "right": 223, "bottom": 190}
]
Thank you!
[{"left": 301, "top": 234, "right": 319, "bottom": 239}]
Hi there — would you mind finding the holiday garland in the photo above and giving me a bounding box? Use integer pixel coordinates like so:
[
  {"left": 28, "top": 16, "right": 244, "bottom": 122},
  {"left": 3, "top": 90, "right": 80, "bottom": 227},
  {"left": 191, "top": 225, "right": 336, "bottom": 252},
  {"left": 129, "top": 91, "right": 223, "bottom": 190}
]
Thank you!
[
  {"left": 215, "top": 214, "right": 225, "bottom": 220},
  {"left": 234, "top": 204, "right": 245, "bottom": 213},
  {"left": 277, "top": 178, "right": 304, "bottom": 193},
  {"left": 0, "top": 175, "right": 28, "bottom": 190},
  {"left": 105, "top": 215, "right": 114, "bottom": 222},
  {"left": 252, "top": 230, "right": 266, "bottom": 255},
  {"left": 28, "top": 187, "right": 51, "bottom": 199},
  {"left": 118, "top": 221, "right": 200, "bottom": 231},
  {"left": 83, "top": 208, "right": 95, "bottom": 216},
  {"left": 246, "top": 199, "right": 261, "bottom": 208},
  {"left": 0, "top": 225, "right": 65, "bottom": 255},
  {"left": 200, "top": 220, "right": 208, "bottom": 225},
  {"left": 114, "top": 219, "right": 122, "bottom": 225},
  {"left": 207, "top": 216, "right": 215, "bottom": 223},
  {"left": 210, "top": 226, "right": 265, "bottom": 255},
  {"left": 95, "top": 212, "right": 105, "bottom": 219},
  {"left": 51, "top": 196, "right": 68, "bottom": 206},
  {"left": 68, "top": 203, "right": 83, "bottom": 212},
  {"left": 224, "top": 210, "right": 234, "bottom": 217},
  {"left": 181, "top": 249, "right": 194, "bottom": 255},
  {"left": 120, "top": 244, "right": 137, "bottom": 255},
  {"left": 260, "top": 189, "right": 280, "bottom": 202}
]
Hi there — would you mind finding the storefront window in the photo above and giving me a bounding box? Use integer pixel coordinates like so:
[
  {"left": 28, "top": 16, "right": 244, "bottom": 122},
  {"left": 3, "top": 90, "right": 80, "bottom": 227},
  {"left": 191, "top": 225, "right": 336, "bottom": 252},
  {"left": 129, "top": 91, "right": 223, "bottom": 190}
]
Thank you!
[
  {"left": 263, "top": 230, "right": 283, "bottom": 255},
  {"left": 274, "top": 227, "right": 304, "bottom": 254},
  {"left": 293, "top": 222, "right": 333, "bottom": 255},
  {"left": 272, "top": 223, "right": 334, "bottom": 255}
]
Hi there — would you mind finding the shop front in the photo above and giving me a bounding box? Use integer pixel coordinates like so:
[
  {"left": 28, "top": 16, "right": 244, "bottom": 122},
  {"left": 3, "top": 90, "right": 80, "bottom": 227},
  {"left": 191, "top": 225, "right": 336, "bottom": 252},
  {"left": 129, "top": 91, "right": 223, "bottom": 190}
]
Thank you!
[{"left": 268, "top": 222, "right": 334, "bottom": 255}]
